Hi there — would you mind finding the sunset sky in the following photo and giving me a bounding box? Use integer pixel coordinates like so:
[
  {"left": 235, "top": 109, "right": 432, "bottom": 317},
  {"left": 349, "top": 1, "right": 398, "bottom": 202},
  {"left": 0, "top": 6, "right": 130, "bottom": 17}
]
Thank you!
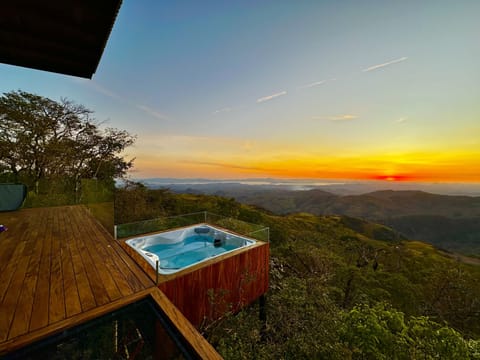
[{"left": 1, "top": 0, "right": 479, "bottom": 182}]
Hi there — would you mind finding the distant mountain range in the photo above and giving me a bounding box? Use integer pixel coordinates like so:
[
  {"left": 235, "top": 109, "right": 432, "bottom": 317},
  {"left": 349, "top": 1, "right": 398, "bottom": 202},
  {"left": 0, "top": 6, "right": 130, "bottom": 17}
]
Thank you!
[
  {"left": 139, "top": 178, "right": 480, "bottom": 196},
  {"left": 138, "top": 179, "right": 480, "bottom": 256}
]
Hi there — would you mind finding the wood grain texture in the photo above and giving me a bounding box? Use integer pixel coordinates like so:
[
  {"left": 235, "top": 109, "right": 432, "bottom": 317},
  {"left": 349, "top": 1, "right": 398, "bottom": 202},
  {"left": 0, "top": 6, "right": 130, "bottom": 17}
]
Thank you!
[
  {"left": 0, "top": 205, "right": 154, "bottom": 353},
  {"left": 0, "top": 288, "right": 222, "bottom": 359},
  {"left": 149, "top": 288, "right": 222, "bottom": 359},
  {"left": 0, "top": 288, "right": 153, "bottom": 355},
  {"left": 158, "top": 242, "right": 270, "bottom": 327},
  {"left": 0, "top": 206, "right": 235, "bottom": 359}
]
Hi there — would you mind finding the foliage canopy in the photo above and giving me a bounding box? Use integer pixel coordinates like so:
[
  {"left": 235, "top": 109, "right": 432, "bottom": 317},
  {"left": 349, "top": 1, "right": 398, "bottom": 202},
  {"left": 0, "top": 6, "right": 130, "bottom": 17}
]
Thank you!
[
  {"left": 0, "top": 90, "right": 135, "bottom": 192},
  {"left": 115, "top": 187, "right": 480, "bottom": 359}
]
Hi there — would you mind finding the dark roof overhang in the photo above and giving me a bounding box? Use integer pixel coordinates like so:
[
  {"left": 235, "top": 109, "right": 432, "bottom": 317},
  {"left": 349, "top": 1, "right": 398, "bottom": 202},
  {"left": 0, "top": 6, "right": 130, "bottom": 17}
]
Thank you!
[{"left": 0, "top": 1, "right": 122, "bottom": 78}]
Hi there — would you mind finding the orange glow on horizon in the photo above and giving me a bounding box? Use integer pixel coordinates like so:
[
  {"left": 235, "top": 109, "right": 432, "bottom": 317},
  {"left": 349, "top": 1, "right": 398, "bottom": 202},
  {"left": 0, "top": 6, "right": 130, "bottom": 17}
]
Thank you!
[
  {"left": 132, "top": 149, "right": 480, "bottom": 184},
  {"left": 371, "top": 174, "right": 416, "bottom": 182}
]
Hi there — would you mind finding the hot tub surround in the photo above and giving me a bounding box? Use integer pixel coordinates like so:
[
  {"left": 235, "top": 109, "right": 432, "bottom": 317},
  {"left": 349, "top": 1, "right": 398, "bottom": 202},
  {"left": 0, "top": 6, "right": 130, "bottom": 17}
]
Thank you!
[
  {"left": 120, "top": 223, "right": 270, "bottom": 327},
  {"left": 125, "top": 224, "right": 256, "bottom": 274}
]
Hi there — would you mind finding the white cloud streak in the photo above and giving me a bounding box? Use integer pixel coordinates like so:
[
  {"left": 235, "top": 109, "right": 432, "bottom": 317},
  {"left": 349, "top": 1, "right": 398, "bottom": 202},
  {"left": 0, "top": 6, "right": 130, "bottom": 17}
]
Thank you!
[
  {"left": 73, "top": 78, "right": 171, "bottom": 122},
  {"left": 184, "top": 160, "right": 274, "bottom": 172},
  {"left": 362, "top": 57, "right": 408, "bottom": 72},
  {"left": 395, "top": 117, "right": 408, "bottom": 123},
  {"left": 74, "top": 79, "right": 122, "bottom": 100},
  {"left": 299, "top": 80, "right": 326, "bottom": 89},
  {"left": 212, "top": 107, "right": 232, "bottom": 115},
  {"left": 136, "top": 104, "right": 169, "bottom": 121},
  {"left": 313, "top": 114, "right": 359, "bottom": 121},
  {"left": 256, "top": 91, "right": 287, "bottom": 103},
  {"left": 298, "top": 78, "right": 336, "bottom": 90}
]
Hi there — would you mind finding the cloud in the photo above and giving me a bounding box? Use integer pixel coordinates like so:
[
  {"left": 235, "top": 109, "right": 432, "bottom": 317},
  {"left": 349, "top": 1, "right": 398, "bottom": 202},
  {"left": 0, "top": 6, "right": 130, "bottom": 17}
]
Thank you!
[
  {"left": 362, "top": 57, "right": 408, "bottom": 72},
  {"left": 299, "top": 80, "right": 326, "bottom": 89},
  {"left": 298, "top": 78, "right": 336, "bottom": 90},
  {"left": 256, "top": 91, "right": 287, "bottom": 103},
  {"left": 395, "top": 117, "right": 408, "bottom": 123},
  {"left": 89, "top": 82, "right": 122, "bottom": 99},
  {"left": 184, "top": 160, "right": 273, "bottom": 172},
  {"left": 73, "top": 79, "right": 122, "bottom": 100},
  {"left": 136, "top": 104, "right": 169, "bottom": 121},
  {"left": 212, "top": 107, "right": 232, "bottom": 115},
  {"left": 313, "top": 114, "right": 359, "bottom": 121},
  {"left": 73, "top": 78, "right": 171, "bottom": 121}
]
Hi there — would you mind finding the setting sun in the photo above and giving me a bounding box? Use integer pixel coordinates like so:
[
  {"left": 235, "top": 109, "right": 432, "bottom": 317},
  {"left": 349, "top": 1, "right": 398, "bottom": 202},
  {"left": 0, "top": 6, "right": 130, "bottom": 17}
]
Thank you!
[{"left": 372, "top": 174, "right": 414, "bottom": 182}]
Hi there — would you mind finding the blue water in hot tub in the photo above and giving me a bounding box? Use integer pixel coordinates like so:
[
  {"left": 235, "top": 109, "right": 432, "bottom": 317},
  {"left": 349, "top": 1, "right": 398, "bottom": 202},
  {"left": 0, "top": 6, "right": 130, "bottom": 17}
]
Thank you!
[{"left": 143, "top": 235, "right": 239, "bottom": 270}]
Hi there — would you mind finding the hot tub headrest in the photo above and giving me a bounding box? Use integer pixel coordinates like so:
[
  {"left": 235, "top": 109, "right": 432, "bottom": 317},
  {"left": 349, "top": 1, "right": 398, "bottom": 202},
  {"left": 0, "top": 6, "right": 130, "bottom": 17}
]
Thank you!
[{"left": 194, "top": 226, "right": 210, "bottom": 234}]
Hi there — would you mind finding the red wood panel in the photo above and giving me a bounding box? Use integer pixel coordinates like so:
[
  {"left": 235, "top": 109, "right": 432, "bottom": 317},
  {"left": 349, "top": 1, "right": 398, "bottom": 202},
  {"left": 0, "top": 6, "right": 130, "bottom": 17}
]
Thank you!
[{"left": 158, "top": 243, "right": 269, "bottom": 327}]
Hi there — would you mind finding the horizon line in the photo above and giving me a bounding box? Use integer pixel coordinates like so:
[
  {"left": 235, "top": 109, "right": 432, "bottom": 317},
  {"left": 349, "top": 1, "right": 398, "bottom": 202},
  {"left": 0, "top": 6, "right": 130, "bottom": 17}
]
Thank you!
[{"left": 128, "top": 176, "right": 480, "bottom": 185}]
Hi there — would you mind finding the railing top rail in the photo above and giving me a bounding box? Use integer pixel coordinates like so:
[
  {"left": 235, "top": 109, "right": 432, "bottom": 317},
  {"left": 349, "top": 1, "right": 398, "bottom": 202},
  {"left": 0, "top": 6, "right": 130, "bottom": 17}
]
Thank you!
[
  {"left": 116, "top": 211, "right": 206, "bottom": 227},
  {"left": 246, "top": 227, "right": 269, "bottom": 235}
]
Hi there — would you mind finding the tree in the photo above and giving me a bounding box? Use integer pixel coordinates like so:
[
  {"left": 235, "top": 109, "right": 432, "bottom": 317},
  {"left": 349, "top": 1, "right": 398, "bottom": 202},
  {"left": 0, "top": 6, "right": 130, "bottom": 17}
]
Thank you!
[
  {"left": 341, "top": 302, "right": 410, "bottom": 359},
  {"left": 0, "top": 90, "right": 135, "bottom": 196},
  {"left": 341, "top": 302, "right": 470, "bottom": 359}
]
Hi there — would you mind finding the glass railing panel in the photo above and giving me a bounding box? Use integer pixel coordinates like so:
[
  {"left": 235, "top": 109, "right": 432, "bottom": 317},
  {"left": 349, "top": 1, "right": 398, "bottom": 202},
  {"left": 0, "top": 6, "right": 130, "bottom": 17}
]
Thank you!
[
  {"left": 81, "top": 178, "right": 115, "bottom": 236},
  {"left": 115, "top": 211, "right": 269, "bottom": 242},
  {"left": 2, "top": 178, "right": 116, "bottom": 236}
]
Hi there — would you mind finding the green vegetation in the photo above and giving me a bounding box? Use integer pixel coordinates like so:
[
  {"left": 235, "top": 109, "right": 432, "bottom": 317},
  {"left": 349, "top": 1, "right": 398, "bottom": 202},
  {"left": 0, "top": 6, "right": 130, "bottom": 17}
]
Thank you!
[
  {"left": 0, "top": 90, "right": 135, "bottom": 206},
  {"left": 116, "top": 186, "right": 480, "bottom": 359},
  {"left": 175, "top": 186, "right": 480, "bottom": 256},
  {"left": 385, "top": 215, "right": 480, "bottom": 256}
]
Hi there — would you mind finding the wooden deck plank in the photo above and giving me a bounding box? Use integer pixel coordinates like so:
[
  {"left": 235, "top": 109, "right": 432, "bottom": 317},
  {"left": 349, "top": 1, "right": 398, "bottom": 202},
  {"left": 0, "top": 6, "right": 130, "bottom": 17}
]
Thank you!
[
  {"left": 29, "top": 210, "right": 53, "bottom": 332},
  {"left": 69, "top": 247, "right": 97, "bottom": 312},
  {"left": 48, "top": 209, "right": 66, "bottom": 324},
  {"left": 68, "top": 208, "right": 111, "bottom": 307},
  {"left": 0, "top": 205, "right": 155, "bottom": 347},
  {"left": 0, "top": 213, "right": 27, "bottom": 274},
  {"left": 86, "top": 225, "right": 135, "bottom": 298},
  {"left": 84, "top": 242, "right": 123, "bottom": 303},
  {"left": 0, "top": 241, "right": 26, "bottom": 303},
  {"left": 67, "top": 209, "right": 97, "bottom": 313},
  {"left": 0, "top": 225, "right": 35, "bottom": 342},
  {"left": 77, "top": 206, "right": 150, "bottom": 295},
  {"left": 0, "top": 257, "right": 31, "bottom": 342},
  {"left": 8, "top": 214, "right": 44, "bottom": 339},
  {"left": 114, "top": 241, "right": 158, "bottom": 290},
  {"left": 77, "top": 213, "right": 123, "bottom": 302},
  {"left": 60, "top": 207, "right": 82, "bottom": 319}
]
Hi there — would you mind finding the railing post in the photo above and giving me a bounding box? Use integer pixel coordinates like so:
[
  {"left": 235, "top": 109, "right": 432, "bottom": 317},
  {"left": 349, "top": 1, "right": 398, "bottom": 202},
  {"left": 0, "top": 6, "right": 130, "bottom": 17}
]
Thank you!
[
  {"left": 204, "top": 211, "right": 207, "bottom": 223},
  {"left": 114, "top": 225, "right": 117, "bottom": 240}
]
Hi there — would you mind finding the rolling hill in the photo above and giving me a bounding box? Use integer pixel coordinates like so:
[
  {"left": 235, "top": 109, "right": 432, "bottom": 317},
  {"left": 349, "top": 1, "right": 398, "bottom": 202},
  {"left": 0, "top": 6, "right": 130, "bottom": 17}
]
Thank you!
[
  {"left": 115, "top": 185, "right": 480, "bottom": 358},
  {"left": 161, "top": 185, "right": 480, "bottom": 256}
]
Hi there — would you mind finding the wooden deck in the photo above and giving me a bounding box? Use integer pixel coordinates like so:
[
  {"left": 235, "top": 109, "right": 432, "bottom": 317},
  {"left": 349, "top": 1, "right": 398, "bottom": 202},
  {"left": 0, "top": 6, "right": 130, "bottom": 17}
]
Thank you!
[
  {"left": 0, "top": 205, "right": 155, "bottom": 354},
  {"left": 0, "top": 205, "right": 222, "bottom": 358}
]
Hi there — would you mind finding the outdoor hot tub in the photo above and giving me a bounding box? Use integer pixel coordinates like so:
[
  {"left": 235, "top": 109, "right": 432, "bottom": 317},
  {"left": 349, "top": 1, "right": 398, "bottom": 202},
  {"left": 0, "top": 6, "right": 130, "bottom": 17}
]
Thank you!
[{"left": 125, "top": 224, "right": 256, "bottom": 274}]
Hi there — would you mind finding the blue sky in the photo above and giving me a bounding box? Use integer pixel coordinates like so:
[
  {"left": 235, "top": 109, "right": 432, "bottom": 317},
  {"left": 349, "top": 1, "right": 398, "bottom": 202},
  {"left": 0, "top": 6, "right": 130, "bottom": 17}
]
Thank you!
[{"left": 1, "top": 0, "right": 479, "bottom": 181}]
